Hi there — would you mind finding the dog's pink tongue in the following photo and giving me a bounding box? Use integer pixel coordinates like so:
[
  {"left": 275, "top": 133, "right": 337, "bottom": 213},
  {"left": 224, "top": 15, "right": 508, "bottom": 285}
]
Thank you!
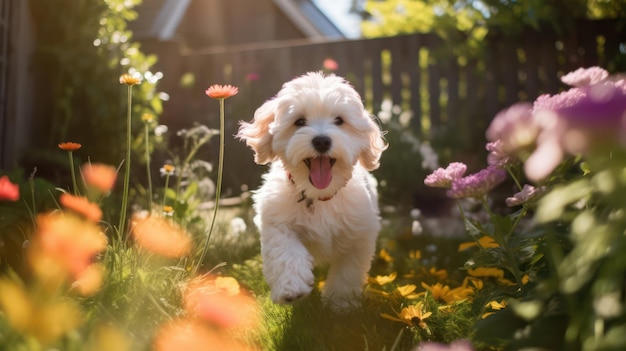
[{"left": 309, "top": 156, "right": 333, "bottom": 189}]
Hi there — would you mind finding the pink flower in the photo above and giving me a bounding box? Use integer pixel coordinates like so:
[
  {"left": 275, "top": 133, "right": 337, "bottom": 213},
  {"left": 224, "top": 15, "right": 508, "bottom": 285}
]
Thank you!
[
  {"left": 0, "top": 176, "right": 19, "bottom": 201},
  {"left": 323, "top": 58, "right": 339, "bottom": 71},
  {"left": 416, "top": 339, "right": 474, "bottom": 351},
  {"left": 485, "top": 102, "right": 538, "bottom": 155},
  {"left": 525, "top": 71, "right": 626, "bottom": 181},
  {"left": 505, "top": 184, "right": 546, "bottom": 207},
  {"left": 486, "top": 140, "right": 515, "bottom": 167},
  {"left": 424, "top": 162, "right": 467, "bottom": 188},
  {"left": 245, "top": 72, "right": 260, "bottom": 81},
  {"left": 205, "top": 84, "right": 238, "bottom": 100},
  {"left": 561, "top": 66, "right": 609, "bottom": 87},
  {"left": 446, "top": 166, "right": 507, "bottom": 199}
]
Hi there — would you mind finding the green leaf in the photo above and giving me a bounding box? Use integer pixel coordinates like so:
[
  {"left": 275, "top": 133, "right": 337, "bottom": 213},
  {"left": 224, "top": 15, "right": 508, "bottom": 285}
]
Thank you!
[{"left": 535, "top": 179, "right": 591, "bottom": 223}]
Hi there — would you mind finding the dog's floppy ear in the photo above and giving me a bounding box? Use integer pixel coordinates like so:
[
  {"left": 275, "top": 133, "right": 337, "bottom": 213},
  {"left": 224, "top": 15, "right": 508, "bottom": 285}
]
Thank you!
[
  {"left": 237, "top": 100, "right": 276, "bottom": 165},
  {"left": 359, "top": 113, "right": 387, "bottom": 171}
]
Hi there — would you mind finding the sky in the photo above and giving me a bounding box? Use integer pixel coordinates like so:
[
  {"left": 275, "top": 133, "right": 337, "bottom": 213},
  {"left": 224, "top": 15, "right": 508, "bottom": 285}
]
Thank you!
[{"left": 312, "top": 0, "right": 363, "bottom": 38}]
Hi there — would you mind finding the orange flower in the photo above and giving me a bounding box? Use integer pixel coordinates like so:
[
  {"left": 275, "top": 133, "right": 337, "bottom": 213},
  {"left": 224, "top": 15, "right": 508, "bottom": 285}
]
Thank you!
[
  {"left": 205, "top": 84, "right": 238, "bottom": 99},
  {"left": 29, "top": 212, "right": 108, "bottom": 283},
  {"left": 131, "top": 215, "right": 192, "bottom": 258},
  {"left": 82, "top": 163, "right": 117, "bottom": 193},
  {"left": 119, "top": 73, "right": 141, "bottom": 85},
  {"left": 153, "top": 319, "right": 254, "bottom": 351},
  {"left": 71, "top": 263, "right": 104, "bottom": 296},
  {"left": 58, "top": 142, "right": 82, "bottom": 151},
  {"left": 0, "top": 175, "right": 19, "bottom": 201},
  {"left": 60, "top": 193, "right": 103, "bottom": 222},
  {"left": 183, "top": 275, "right": 258, "bottom": 329}
]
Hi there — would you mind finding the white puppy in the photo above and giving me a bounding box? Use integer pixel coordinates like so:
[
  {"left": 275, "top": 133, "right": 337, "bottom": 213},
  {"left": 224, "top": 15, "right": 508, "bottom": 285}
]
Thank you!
[{"left": 237, "top": 72, "right": 386, "bottom": 309}]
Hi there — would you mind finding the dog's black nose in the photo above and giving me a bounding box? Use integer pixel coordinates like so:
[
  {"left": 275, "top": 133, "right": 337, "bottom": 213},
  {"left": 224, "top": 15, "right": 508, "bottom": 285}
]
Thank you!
[{"left": 312, "top": 136, "right": 332, "bottom": 153}]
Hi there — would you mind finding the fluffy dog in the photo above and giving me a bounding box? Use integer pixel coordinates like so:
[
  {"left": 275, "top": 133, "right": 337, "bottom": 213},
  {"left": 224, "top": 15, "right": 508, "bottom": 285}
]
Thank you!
[{"left": 237, "top": 72, "right": 386, "bottom": 309}]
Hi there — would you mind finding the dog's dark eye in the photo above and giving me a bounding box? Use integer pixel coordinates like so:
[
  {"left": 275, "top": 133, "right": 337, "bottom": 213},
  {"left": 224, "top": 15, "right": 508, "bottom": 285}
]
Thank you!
[
  {"left": 334, "top": 116, "right": 344, "bottom": 126},
  {"left": 294, "top": 118, "right": 306, "bottom": 127}
]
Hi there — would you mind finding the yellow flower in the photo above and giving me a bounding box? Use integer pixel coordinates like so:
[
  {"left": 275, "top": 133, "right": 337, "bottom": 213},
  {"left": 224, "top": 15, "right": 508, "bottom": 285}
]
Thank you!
[
  {"left": 378, "top": 248, "right": 393, "bottom": 263},
  {"left": 467, "top": 267, "right": 504, "bottom": 279},
  {"left": 58, "top": 142, "right": 82, "bottom": 151},
  {"left": 119, "top": 73, "right": 141, "bottom": 85},
  {"left": 160, "top": 164, "right": 176, "bottom": 176},
  {"left": 205, "top": 84, "right": 238, "bottom": 99},
  {"left": 381, "top": 302, "right": 432, "bottom": 330},
  {"left": 458, "top": 235, "right": 499, "bottom": 251},
  {"left": 482, "top": 299, "right": 507, "bottom": 319},
  {"left": 409, "top": 250, "right": 421, "bottom": 259},
  {"left": 421, "top": 282, "right": 474, "bottom": 304},
  {"left": 428, "top": 267, "right": 448, "bottom": 281},
  {"left": 395, "top": 284, "right": 420, "bottom": 299},
  {"left": 163, "top": 206, "right": 174, "bottom": 216},
  {"left": 368, "top": 272, "right": 397, "bottom": 285},
  {"left": 141, "top": 113, "right": 155, "bottom": 123}
]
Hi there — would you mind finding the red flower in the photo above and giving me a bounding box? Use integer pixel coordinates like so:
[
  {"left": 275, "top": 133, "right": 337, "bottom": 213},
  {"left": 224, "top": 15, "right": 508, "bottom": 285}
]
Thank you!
[
  {"left": 205, "top": 85, "right": 238, "bottom": 100},
  {"left": 0, "top": 176, "right": 19, "bottom": 201},
  {"left": 58, "top": 142, "right": 82, "bottom": 151}
]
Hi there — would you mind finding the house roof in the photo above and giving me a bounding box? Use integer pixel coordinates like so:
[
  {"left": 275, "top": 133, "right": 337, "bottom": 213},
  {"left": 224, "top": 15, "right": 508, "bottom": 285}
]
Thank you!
[
  {"left": 130, "top": 0, "right": 191, "bottom": 41},
  {"left": 129, "top": 0, "right": 345, "bottom": 41},
  {"left": 272, "top": 0, "right": 344, "bottom": 39}
]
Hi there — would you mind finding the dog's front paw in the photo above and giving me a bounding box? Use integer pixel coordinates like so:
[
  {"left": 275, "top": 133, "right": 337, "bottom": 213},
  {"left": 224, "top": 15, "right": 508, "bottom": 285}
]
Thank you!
[{"left": 270, "top": 271, "right": 314, "bottom": 304}]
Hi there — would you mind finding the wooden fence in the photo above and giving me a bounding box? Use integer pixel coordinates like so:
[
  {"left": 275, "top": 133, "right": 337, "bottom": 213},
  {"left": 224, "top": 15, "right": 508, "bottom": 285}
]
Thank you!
[{"left": 152, "top": 19, "right": 626, "bottom": 193}]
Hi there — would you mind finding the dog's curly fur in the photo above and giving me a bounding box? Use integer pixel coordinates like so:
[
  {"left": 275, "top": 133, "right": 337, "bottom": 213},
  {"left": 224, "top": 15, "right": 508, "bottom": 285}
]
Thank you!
[{"left": 237, "top": 72, "right": 386, "bottom": 309}]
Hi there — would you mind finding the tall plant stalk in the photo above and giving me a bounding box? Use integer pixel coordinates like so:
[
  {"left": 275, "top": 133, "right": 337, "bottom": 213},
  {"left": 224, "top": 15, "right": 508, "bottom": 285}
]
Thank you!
[
  {"left": 194, "top": 84, "right": 238, "bottom": 274},
  {"left": 118, "top": 73, "right": 140, "bottom": 234}
]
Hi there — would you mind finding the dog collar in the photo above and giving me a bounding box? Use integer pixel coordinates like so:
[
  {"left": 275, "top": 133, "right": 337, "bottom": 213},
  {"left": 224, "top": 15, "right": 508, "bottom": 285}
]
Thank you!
[{"left": 286, "top": 171, "right": 334, "bottom": 206}]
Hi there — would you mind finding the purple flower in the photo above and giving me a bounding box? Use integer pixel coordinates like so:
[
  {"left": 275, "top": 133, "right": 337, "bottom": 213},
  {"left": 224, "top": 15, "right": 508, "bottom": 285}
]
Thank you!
[
  {"left": 446, "top": 166, "right": 507, "bottom": 199},
  {"left": 523, "top": 68, "right": 626, "bottom": 181},
  {"left": 561, "top": 66, "right": 609, "bottom": 87},
  {"left": 424, "top": 162, "right": 468, "bottom": 188},
  {"left": 506, "top": 184, "right": 546, "bottom": 207},
  {"left": 556, "top": 82, "right": 626, "bottom": 129},
  {"left": 415, "top": 339, "right": 474, "bottom": 351}
]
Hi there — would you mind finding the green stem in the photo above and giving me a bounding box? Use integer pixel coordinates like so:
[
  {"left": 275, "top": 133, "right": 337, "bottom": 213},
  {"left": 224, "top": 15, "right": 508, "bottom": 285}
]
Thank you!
[
  {"left": 118, "top": 85, "right": 133, "bottom": 235},
  {"left": 162, "top": 174, "right": 170, "bottom": 211},
  {"left": 68, "top": 151, "right": 79, "bottom": 195},
  {"left": 480, "top": 197, "right": 525, "bottom": 288},
  {"left": 195, "top": 98, "right": 225, "bottom": 274},
  {"left": 144, "top": 124, "right": 153, "bottom": 212},
  {"left": 506, "top": 165, "right": 523, "bottom": 191}
]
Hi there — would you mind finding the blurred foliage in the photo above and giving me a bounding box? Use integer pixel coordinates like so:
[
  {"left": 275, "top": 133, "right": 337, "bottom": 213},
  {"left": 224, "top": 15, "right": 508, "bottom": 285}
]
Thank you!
[
  {"left": 361, "top": 0, "right": 626, "bottom": 73},
  {"left": 362, "top": 0, "right": 626, "bottom": 39},
  {"left": 26, "top": 0, "right": 165, "bottom": 175}
]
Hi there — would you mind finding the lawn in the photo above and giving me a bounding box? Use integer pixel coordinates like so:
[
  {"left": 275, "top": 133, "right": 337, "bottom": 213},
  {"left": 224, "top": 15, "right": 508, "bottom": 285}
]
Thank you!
[{"left": 1, "top": 66, "right": 625, "bottom": 351}]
